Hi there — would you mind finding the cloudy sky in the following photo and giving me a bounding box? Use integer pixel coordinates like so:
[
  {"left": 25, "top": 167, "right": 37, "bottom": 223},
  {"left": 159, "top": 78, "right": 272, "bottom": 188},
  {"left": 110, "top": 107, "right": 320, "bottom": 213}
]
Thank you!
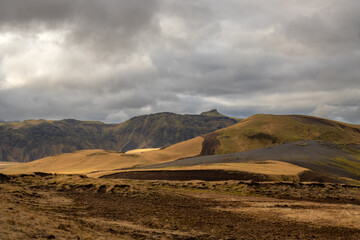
[{"left": 0, "top": 0, "right": 359, "bottom": 123}]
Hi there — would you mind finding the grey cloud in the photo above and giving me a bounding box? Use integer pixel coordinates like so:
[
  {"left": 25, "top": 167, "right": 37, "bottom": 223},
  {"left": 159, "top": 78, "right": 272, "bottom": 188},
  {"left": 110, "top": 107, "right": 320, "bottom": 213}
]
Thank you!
[
  {"left": 0, "top": 0, "right": 359, "bottom": 124},
  {"left": 0, "top": 0, "right": 72, "bottom": 27},
  {"left": 68, "top": 0, "right": 160, "bottom": 57},
  {"left": 283, "top": 1, "right": 360, "bottom": 54},
  {"left": 312, "top": 104, "right": 360, "bottom": 124}
]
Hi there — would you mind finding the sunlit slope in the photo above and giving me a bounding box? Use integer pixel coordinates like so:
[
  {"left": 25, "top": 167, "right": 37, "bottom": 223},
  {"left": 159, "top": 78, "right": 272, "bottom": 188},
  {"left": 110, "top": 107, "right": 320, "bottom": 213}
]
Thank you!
[
  {"left": 1, "top": 137, "right": 203, "bottom": 175},
  {"left": 214, "top": 114, "right": 360, "bottom": 154},
  {"left": 120, "top": 161, "right": 308, "bottom": 175}
]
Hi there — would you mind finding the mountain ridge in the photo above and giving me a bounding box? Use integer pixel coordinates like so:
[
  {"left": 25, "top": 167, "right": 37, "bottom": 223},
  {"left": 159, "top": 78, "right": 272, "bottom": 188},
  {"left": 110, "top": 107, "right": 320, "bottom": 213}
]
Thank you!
[{"left": 0, "top": 111, "right": 238, "bottom": 162}]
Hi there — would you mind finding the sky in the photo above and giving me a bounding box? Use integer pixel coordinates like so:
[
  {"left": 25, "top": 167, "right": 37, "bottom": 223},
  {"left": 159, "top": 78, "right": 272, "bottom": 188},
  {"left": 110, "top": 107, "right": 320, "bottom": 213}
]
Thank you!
[{"left": 0, "top": 0, "right": 359, "bottom": 123}]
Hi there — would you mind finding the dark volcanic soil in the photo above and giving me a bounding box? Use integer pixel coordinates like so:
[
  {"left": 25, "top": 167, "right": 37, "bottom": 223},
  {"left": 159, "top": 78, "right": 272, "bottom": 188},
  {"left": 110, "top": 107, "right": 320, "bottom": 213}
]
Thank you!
[
  {"left": 1, "top": 174, "right": 360, "bottom": 239},
  {"left": 101, "top": 169, "right": 271, "bottom": 181},
  {"left": 72, "top": 189, "right": 359, "bottom": 240},
  {"left": 101, "top": 169, "right": 345, "bottom": 184},
  {"left": 199, "top": 133, "right": 220, "bottom": 156}
]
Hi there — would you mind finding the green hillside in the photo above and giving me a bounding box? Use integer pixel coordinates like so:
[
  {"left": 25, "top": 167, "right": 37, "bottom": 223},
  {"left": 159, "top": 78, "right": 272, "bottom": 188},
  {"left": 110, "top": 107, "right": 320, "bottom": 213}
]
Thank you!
[{"left": 212, "top": 114, "right": 360, "bottom": 154}]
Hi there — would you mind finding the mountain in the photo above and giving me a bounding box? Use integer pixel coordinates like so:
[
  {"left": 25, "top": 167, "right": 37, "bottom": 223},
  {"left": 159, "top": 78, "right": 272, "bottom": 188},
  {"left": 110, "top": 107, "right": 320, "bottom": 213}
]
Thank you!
[
  {"left": 200, "top": 109, "right": 228, "bottom": 117},
  {"left": 201, "top": 109, "right": 242, "bottom": 121},
  {"left": 114, "top": 111, "right": 238, "bottom": 151},
  {"left": 0, "top": 111, "right": 238, "bottom": 162}
]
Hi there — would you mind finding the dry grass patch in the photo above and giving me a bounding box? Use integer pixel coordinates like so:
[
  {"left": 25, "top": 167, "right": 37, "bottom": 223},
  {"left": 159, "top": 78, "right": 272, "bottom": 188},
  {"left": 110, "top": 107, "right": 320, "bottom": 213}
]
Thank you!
[
  {"left": 219, "top": 200, "right": 360, "bottom": 229},
  {"left": 0, "top": 162, "right": 21, "bottom": 170}
]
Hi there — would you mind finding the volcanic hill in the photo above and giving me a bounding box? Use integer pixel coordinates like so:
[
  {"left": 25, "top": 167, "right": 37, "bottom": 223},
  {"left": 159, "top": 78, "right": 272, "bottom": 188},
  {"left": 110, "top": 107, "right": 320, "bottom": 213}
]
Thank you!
[{"left": 208, "top": 114, "right": 360, "bottom": 154}]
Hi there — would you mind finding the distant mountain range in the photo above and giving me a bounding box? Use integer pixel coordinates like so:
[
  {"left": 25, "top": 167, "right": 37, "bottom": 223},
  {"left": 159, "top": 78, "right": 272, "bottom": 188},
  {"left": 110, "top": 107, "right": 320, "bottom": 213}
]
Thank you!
[{"left": 0, "top": 110, "right": 239, "bottom": 162}]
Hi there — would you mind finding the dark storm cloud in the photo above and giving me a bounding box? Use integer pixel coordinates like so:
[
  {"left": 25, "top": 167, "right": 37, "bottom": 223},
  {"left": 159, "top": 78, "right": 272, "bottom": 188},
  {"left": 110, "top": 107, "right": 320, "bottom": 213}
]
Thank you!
[
  {"left": 0, "top": 0, "right": 359, "bottom": 123},
  {"left": 0, "top": 0, "right": 159, "bottom": 56},
  {"left": 0, "top": 0, "right": 72, "bottom": 26}
]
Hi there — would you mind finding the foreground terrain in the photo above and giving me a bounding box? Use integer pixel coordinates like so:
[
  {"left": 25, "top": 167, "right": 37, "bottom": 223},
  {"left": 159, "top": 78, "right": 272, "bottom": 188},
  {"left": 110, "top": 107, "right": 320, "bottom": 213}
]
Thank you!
[{"left": 1, "top": 173, "right": 360, "bottom": 239}]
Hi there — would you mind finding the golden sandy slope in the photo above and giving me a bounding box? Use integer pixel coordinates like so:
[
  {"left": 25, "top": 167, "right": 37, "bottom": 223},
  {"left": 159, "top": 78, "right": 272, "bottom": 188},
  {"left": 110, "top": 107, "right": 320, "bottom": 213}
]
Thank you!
[
  {"left": 1, "top": 137, "right": 204, "bottom": 175},
  {"left": 132, "top": 161, "right": 308, "bottom": 176},
  {"left": 0, "top": 162, "right": 20, "bottom": 170}
]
